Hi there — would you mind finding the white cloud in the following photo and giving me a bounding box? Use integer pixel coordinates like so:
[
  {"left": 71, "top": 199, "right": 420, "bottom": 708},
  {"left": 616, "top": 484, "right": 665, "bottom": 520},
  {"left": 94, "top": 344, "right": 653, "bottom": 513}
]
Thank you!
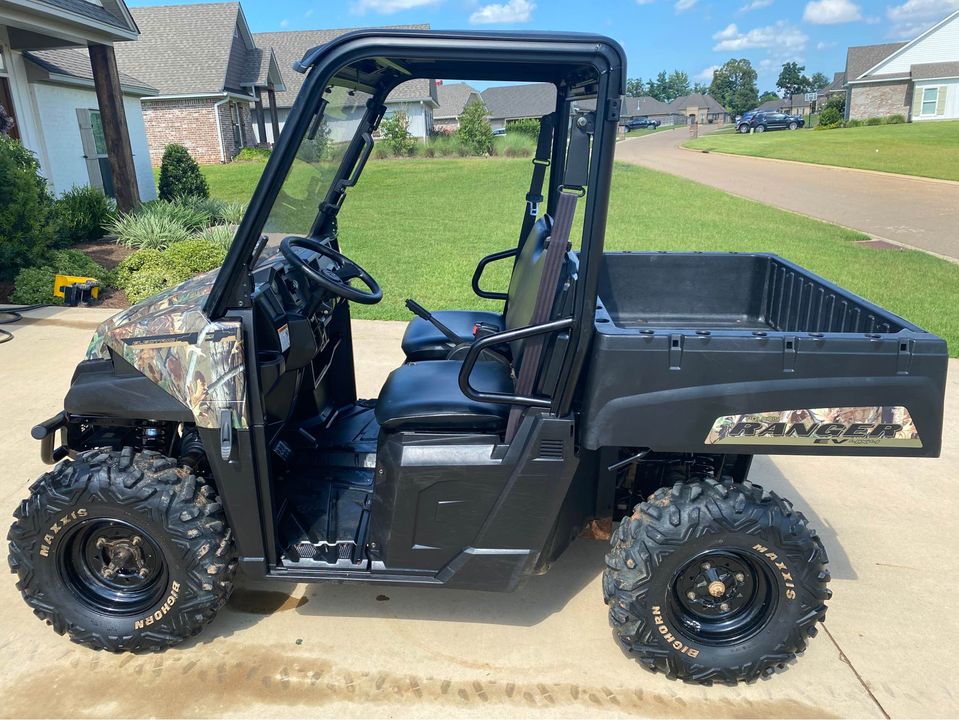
[
  {"left": 675, "top": 0, "right": 697, "bottom": 11},
  {"left": 352, "top": 0, "right": 442, "bottom": 14},
  {"left": 739, "top": 0, "right": 773, "bottom": 11},
  {"left": 886, "top": 0, "right": 959, "bottom": 37},
  {"left": 279, "top": 18, "right": 289, "bottom": 27},
  {"left": 816, "top": 39, "right": 837, "bottom": 49},
  {"left": 803, "top": 0, "right": 861, "bottom": 24},
  {"left": 469, "top": 0, "right": 535, "bottom": 23},
  {"left": 695, "top": 64, "right": 719, "bottom": 82},
  {"left": 712, "top": 20, "right": 807, "bottom": 51}
]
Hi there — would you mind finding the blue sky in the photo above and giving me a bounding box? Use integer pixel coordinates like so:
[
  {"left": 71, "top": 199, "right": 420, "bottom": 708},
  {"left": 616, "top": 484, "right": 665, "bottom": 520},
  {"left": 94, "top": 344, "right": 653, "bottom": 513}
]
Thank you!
[{"left": 128, "top": 0, "right": 959, "bottom": 91}]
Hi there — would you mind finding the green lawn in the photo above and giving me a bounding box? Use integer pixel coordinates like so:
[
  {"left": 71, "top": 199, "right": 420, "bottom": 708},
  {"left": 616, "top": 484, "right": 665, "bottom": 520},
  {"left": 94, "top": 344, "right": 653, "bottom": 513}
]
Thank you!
[
  {"left": 200, "top": 158, "right": 959, "bottom": 353},
  {"left": 685, "top": 121, "right": 959, "bottom": 181}
]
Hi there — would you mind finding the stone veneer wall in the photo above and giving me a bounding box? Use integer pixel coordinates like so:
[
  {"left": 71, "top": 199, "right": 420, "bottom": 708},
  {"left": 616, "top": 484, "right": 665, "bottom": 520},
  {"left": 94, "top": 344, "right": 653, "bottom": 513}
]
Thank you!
[{"left": 848, "top": 81, "right": 911, "bottom": 120}]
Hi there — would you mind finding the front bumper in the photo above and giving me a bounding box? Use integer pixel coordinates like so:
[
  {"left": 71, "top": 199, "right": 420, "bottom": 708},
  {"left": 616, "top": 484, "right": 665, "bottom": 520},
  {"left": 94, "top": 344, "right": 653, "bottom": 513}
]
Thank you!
[{"left": 32, "top": 411, "right": 69, "bottom": 465}]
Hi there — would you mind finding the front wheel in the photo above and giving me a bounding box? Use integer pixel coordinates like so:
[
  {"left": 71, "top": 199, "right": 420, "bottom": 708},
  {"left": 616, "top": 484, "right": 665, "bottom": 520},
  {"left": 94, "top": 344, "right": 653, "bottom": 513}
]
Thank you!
[
  {"left": 8, "top": 448, "right": 237, "bottom": 652},
  {"left": 788, "top": 122, "right": 799, "bottom": 130},
  {"left": 603, "top": 480, "right": 830, "bottom": 685}
]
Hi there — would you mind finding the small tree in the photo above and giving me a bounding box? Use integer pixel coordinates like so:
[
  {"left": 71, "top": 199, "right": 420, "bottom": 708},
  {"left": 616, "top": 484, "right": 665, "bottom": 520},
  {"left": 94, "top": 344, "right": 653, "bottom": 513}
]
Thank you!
[
  {"left": 776, "top": 62, "right": 811, "bottom": 101},
  {"left": 380, "top": 112, "right": 417, "bottom": 156},
  {"left": 157, "top": 144, "right": 209, "bottom": 201},
  {"left": 709, "top": 58, "right": 759, "bottom": 118},
  {"left": 825, "top": 95, "right": 846, "bottom": 116},
  {"left": 458, "top": 99, "right": 493, "bottom": 156}
]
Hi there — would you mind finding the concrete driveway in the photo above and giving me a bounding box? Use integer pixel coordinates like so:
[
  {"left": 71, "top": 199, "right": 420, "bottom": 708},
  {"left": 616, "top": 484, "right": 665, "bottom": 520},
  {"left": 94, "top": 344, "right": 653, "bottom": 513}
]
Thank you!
[
  {"left": 616, "top": 127, "right": 959, "bottom": 260},
  {"left": 0, "top": 306, "right": 957, "bottom": 719}
]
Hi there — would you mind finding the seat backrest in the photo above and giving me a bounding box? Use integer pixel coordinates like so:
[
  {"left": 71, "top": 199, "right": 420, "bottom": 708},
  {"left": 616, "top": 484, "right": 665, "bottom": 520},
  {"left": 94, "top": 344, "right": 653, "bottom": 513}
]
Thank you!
[{"left": 504, "top": 215, "right": 551, "bottom": 331}]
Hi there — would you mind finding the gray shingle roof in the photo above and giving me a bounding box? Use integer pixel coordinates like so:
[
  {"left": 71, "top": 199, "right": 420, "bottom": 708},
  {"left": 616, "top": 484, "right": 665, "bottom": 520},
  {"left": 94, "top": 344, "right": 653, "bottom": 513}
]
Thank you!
[
  {"left": 113, "top": 2, "right": 254, "bottom": 96},
  {"left": 435, "top": 82, "right": 481, "bottom": 119},
  {"left": 911, "top": 61, "right": 959, "bottom": 80},
  {"left": 824, "top": 71, "right": 846, "bottom": 93},
  {"left": 25, "top": 47, "right": 156, "bottom": 94},
  {"left": 668, "top": 93, "right": 726, "bottom": 114},
  {"left": 253, "top": 25, "right": 435, "bottom": 109},
  {"left": 845, "top": 42, "right": 907, "bottom": 81},
  {"left": 481, "top": 82, "right": 556, "bottom": 120},
  {"left": 630, "top": 96, "right": 673, "bottom": 116},
  {"left": 32, "top": 0, "right": 137, "bottom": 34}
]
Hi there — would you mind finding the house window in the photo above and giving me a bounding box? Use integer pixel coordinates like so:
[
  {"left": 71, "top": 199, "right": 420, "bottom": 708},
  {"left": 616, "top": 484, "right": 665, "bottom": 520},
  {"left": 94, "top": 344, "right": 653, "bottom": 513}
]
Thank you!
[
  {"left": 231, "top": 102, "right": 243, "bottom": 148},
  {"left": 921, "top": 87, "right": 939, "bottom": 115},
  {"left": 77, "top": 109, "right": 114, "bottom": 197}
]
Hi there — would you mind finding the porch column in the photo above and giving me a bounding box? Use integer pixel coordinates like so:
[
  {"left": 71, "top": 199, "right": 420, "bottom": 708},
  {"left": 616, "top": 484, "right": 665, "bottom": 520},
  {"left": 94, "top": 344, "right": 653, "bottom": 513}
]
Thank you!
[
  {"left": 254, "top": 86, "right": 267, "bottom": 145},
  {"left": 267, "top": 86, "right": 280, "bottom": 144},
  {"left": 89, "top": 43, "right": 140, "bottom": 212}
]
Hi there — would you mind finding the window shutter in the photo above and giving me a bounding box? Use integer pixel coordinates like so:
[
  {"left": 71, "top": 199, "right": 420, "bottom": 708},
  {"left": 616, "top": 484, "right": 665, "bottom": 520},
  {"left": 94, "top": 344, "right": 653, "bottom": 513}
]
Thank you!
[
  {"left": 75, "top": 108, "right": 103, "bottom": 191},
  {"left": 936, "top": 86, "right": 947, "bottom": 115},
  {"left": 911, "top": 86, "right": 923, "bottom": 118}
]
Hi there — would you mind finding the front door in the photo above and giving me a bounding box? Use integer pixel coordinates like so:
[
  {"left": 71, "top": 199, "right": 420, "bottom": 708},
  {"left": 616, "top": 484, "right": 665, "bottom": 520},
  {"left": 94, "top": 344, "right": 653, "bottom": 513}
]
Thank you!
[{"left": 76, "top": 108, "right": 114, "bottom": 197}]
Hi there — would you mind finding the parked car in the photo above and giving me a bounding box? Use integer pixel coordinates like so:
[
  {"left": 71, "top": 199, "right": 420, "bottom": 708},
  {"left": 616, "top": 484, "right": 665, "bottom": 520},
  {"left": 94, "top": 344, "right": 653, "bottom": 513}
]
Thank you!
[
  {"left": 735, "top": 109, "right": 761, "bottom": 132},
  {"left": 492, "top": 127, "right": 507, "bottom": 136},
  {"left": 740, "top": 111, "right": 804, "bottom": 133},
  {"left": 624, "top": 116, "right": 660, "bottom": 132}
]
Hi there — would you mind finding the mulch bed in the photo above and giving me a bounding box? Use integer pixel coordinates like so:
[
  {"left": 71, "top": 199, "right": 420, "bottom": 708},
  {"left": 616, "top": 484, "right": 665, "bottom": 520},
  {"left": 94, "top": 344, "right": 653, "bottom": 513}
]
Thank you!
[{"left": 0, "top": 239, "right": 134, "bottom": 309}]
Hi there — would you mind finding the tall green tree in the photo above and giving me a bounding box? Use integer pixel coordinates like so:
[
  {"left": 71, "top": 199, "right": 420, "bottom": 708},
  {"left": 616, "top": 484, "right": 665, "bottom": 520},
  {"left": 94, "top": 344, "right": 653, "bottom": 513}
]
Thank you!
[
  {"left": 648, "top": 71, "right": 670, "bottom": 101},
  {"left": 458, "top": 99, "right": 493, "bottom": 156},
  {"left": 666, "top": 70, "right": 691, "bottom": 100},
  {"left": 625, "top": 78, "right": 646, "bottom": 97},
  {"left": 708, "top": 58, "right": 759, "bottom": 117},
  {"left": 692, "top": 81, "right": 710, "bottom": 95},
  {"left": 776, "top": 62, "right": 811, "bottom": 100},
  {"left": 809, "top": 71, "right": 830, "bottom": 90},
  {"left": 759, "top": 90, "right": 781, "bottom": 102}
]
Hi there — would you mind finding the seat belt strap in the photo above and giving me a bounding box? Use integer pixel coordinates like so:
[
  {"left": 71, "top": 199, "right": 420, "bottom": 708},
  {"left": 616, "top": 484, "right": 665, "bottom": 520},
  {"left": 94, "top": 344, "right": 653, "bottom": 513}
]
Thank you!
[
  {"left": 504, "top": 189, "right": 578, "bottom": 443},
  {"left": 518, "top": 113, "right": 556, "bottom": 249}
]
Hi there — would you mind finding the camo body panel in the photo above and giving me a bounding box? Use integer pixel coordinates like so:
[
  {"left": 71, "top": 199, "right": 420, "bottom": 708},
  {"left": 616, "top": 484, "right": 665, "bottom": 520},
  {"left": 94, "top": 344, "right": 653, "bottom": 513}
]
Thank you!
[
  {"left": 706, "top": 406, "right": 920, "bottom": 447},
  {"left": 85, "top": 271, "right": 248, "bottom": 429}
]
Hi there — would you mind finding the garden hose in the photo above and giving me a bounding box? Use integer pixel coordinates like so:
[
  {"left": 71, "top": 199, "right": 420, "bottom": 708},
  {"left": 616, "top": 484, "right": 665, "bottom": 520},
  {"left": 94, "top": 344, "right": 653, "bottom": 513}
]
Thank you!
[{"left": 0, "top": 305, "right": 50, "bottom": 344}]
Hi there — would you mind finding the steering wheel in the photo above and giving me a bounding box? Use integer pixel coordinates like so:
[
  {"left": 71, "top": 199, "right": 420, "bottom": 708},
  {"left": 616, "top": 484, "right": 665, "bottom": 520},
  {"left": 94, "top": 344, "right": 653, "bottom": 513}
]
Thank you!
[{"left": 280, "top": 236, "right": 382, "bottom": 305}]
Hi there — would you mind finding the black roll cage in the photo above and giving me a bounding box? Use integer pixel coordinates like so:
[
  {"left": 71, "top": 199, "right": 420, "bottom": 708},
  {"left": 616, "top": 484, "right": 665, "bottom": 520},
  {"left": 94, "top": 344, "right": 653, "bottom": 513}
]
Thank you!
[{"left": 204, "top": 29, "right": 625, "bottom": 418}]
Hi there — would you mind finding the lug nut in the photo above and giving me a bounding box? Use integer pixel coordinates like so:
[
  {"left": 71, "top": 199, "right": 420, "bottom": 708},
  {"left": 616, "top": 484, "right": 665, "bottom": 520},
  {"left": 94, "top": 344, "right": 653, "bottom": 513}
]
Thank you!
[
  {"left": 720, "top": 602, "right": 730, "bottom": 611},
  {"left": 701, "top": 562, "right": 711, "bottom": 570},
  {"left": 734, "top": 573, "right": 745, "bottom": 582},
  {"left": 687, "top": 591, "right": 697, "bottom": 600}
]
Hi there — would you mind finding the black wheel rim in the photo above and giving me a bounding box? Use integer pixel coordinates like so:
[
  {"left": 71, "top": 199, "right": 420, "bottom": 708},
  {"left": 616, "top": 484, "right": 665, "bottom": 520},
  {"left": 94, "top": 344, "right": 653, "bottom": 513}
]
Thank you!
[
  {"left": 667, "top": 549, "right": 777, "bottom": 645},
  {"left": 58, "top": 519, "right": 168, "bottom": 615}
]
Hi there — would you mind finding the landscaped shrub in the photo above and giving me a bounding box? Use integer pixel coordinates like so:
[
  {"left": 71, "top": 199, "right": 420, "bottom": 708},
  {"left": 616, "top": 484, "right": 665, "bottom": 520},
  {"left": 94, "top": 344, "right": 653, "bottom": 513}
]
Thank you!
[
  {"left": 814, "top": 122, "right": 842, "bottom": 131},
  {"left": 234, "top": 147, "right": 272, "bottom": 162},
  {"left": 157, "top": 143, "right": 209, "bottom": 201},
  {"left": 865, "top": 116, "right": 883, "bottom": 126},
  {"left": 818, "top": 106, "right": 842, "bottom": 127},
  {"left": 123, "top": 267, "right": 178, "bottom": 304},
  {"left": 163, "top": 238, "right": 227, "bottom": 274},
  {"left": 505, "top": 117, "right": 541, "bottom": 140},
  {"left": 115, "top": 248, "right": 165, "bottom": 288},
  {"left": 381, "top": 112, "right": 417, "bottom": 156},
  {"left": 54, "top": 185, "right": 113, "bottom": 245},
  {"left": 193, "top": 224, "right": 236, "bottom": 251},
  {"left": 886, "top": 114, "right": 906, "bottom": 125},
  {"left": 217, "top": 200, "right": 247, "bottom": 224},
  {"left": 458, "top": 99, "right": 493, "bottom": 156},
  {"left": 429, "top": 133, "right": 461, "bottom": 157},
  {"left": 824, "top": 95, "right": 845, "bottom": 116},
  {"left": 10, "top": 249, "right": 112, "bottom": 305},
  {"left": 0, "top": 135, "right": 56, "bottom": 281},
  {"left": 117, "top": 238, "right": 226, "bottom": 303},
  {"left": 109, "top": 211, "right": 193, "bottom": 249},
  {"left": 845, "top": 118, "right": 863, "bottom": 128}
]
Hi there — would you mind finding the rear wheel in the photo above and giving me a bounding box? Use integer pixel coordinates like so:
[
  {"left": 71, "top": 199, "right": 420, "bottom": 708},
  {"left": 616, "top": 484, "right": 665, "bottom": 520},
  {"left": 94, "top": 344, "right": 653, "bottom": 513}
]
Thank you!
[
  {"left": 603, "top": 479, "right": 830, "bottom": 684},
  {"left": 8, "top": 448, "right": 236, "bottom": 652},
  {"left": 755, "top": 124, "right": 766, "bottom": 133}
]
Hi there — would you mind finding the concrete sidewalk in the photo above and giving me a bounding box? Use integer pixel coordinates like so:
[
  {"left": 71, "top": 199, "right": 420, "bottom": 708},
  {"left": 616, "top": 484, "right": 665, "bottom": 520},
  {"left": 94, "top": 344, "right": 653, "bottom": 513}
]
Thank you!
[
  {"left": 616, "top": 128, "right": 959, "bottom": 261},
  {"left": 0, "top": 306, "right": 956, "bottom": 718}
]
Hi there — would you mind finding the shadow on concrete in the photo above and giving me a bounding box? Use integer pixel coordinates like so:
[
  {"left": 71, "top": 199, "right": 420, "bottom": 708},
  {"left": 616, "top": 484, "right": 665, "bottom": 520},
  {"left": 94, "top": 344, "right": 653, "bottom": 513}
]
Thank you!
[{"left": 749, "top": 456, "right": 857, "bottom": 580}]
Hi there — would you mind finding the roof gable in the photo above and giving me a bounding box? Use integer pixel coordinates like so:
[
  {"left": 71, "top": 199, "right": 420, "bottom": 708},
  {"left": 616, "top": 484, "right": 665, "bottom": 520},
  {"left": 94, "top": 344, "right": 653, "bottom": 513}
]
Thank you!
[
  {"left": 845, "top": 42, "right": 907, "bottom": 81},
  {"left": 864, "top": 10, "right": 959, "bottom": 78},
  {"left": 668, "top": 93, "right": 725, "bottom": 113},
  {"left": 481, "top": 83, "right": 556, "bottom": 120},
  {"left": 113, "top": 2, "right": 250, "bottom": 96},
  {"left": 252, "top": 25, "right": 434, "bottom": 109},
  {"left": 25, "top": 47, "right": 156, "bottom": 95},
  {"left": 435, "top": 82, "right": 481, "bottom": 119}
]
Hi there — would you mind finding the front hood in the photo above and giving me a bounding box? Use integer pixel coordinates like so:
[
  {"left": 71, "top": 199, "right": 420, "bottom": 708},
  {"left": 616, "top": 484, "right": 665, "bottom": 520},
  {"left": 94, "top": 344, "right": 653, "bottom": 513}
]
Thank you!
[{"left": 85, "top": 270, "right": 248, "bottom": 429}]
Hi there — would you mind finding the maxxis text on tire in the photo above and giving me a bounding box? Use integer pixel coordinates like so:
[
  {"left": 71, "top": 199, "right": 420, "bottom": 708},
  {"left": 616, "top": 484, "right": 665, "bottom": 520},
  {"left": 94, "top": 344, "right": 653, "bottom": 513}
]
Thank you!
[
  {"left": 8, "top": 448, "right": 237, "bottom": 652},
  {"left": 603, "top": 479, "right": 830, "bottom": 685}
]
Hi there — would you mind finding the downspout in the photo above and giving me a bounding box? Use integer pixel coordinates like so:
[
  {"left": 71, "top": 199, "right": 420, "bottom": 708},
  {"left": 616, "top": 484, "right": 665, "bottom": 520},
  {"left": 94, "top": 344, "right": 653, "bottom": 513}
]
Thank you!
[{"left": 213, "top": 94, "right": 229, "bottom": 163}]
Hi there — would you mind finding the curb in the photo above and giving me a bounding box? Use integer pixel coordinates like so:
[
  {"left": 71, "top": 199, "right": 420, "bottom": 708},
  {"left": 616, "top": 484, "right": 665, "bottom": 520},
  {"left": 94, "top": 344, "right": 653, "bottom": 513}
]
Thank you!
[{"left": 678, "top": 144, "right": 959, "bottom": 187}]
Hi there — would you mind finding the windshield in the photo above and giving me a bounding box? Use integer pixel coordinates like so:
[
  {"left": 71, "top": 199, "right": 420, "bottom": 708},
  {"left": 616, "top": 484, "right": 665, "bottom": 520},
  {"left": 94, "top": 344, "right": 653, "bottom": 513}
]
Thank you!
[{"left": 261, "top": 84, "right": 374, "bottom": 239}]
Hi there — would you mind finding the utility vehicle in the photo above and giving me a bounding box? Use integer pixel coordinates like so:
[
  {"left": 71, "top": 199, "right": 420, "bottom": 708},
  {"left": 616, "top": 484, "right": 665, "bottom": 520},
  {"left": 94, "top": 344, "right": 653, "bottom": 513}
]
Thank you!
[{"left": 8, "top": 30, "right": 948, "bottom": 685}]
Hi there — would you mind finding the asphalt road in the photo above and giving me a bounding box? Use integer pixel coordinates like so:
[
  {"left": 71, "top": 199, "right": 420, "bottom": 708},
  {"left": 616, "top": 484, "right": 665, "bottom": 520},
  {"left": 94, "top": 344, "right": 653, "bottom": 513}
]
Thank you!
[
  {"left": 0, "top": 307, "right": 957, "bottom": 718},
  {"left": 616, "top": 127, "right": 959, "bottom": 260}
]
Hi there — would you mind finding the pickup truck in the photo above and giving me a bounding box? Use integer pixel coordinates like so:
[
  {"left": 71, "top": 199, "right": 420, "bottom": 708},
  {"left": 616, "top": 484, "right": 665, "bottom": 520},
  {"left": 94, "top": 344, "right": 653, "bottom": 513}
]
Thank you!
[{"left": 9, "top": 29, "right": 947, "bottom": 686}]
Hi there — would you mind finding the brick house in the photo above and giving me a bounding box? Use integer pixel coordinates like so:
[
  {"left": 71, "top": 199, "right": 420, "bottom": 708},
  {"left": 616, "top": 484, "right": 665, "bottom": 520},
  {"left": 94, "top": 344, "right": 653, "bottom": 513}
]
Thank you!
[
  {"left": 845, "top": 9, "right": 959, "bottom": 122},
  {"left": 113, "top": 2, "right": 284, "bottom": 164},
  {"left": 433, "top": 81, "right": 483, "bottom": 132}
]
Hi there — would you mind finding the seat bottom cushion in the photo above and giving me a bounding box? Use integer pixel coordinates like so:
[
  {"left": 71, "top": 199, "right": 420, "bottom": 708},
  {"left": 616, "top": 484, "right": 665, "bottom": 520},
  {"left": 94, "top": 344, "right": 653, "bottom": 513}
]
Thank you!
[
  {"left": 401, "top": 310, "right": 503, "bottom": 362},
  {"left": 375, "top": 360, "right": 512, "bottom": 431}
]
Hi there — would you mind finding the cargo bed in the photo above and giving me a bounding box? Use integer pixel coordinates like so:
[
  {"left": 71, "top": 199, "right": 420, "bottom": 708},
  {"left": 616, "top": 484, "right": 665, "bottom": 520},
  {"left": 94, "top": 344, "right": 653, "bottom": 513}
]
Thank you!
[{"left": 580, "top": 252, "right": 948, "bottom": 457}]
